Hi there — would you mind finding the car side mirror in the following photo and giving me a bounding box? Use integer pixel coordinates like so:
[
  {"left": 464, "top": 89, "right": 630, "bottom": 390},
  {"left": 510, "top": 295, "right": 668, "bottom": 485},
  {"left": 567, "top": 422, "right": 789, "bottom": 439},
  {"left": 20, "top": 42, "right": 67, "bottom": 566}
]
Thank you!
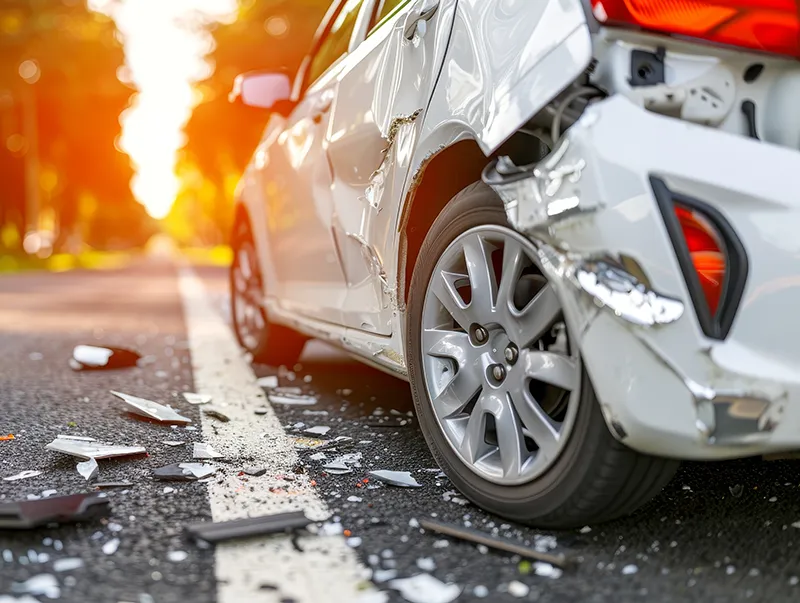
[{"left": 229, "top": 71, "right": 294, "bottom": 115}]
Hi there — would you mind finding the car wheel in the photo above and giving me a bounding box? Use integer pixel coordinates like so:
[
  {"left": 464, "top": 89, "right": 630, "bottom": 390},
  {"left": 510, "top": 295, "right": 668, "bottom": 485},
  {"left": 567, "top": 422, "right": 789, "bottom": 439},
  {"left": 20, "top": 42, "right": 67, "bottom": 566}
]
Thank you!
[
  {"left": 230, "top": 215, "right": 306, "bottom": 367},
  {"left": 406, "top": 182, "right": 679, "bottom": 528}
]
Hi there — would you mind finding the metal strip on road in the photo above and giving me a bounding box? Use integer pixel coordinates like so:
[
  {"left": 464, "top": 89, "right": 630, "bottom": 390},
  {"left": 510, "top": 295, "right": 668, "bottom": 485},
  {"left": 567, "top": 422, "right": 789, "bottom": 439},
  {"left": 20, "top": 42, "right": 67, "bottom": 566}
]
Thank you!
[{"left": 178, "top": 268, "right": 375, "bottom": 603}]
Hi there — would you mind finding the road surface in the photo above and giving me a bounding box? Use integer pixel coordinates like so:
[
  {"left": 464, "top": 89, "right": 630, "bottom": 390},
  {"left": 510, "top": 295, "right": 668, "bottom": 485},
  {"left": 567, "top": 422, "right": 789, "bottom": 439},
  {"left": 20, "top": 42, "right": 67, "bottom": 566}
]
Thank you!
[{"left": 1, "top": 258, "right": 799, "bottom": 602}]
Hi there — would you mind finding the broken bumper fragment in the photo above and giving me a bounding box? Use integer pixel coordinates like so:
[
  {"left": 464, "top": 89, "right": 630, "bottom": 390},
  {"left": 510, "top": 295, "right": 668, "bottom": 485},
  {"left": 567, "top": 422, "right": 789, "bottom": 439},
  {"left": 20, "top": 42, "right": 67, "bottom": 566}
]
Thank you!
[{"left": 484, "top": 95, "right": 800, "bottom": 460}]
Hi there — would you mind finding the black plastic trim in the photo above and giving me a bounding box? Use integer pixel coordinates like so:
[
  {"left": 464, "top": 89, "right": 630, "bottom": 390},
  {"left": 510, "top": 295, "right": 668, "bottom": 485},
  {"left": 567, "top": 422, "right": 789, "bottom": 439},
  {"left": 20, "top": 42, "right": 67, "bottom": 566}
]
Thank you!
[{"left": 650, "top": 177, "right": 748, "bottom": 340}]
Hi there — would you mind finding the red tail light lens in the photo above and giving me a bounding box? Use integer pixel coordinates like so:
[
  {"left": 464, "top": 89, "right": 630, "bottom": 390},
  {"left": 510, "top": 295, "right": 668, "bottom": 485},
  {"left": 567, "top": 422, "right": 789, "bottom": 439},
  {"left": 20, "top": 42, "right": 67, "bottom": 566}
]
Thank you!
[
  {"left": 674, "top": 205, "right": 727, "bottom": 315},
  {"left": 591, "top": 0, "right": 800, "bottom": 58}
]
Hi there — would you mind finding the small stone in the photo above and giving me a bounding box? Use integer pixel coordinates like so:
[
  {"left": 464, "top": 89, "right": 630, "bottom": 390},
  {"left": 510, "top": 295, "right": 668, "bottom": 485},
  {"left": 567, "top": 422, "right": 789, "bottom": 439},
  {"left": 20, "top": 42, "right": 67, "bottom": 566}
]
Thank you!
[
  {"left": 473, "top": 585, "right": 489, "bottom": 598},
  {"left": 622, "top": 564, "right": 639, "bottom": 575},
  {"left": 243, "top": 466, "right": 267, "bottom": 477},
  {"left": 254, "top": 407, "right": 269, "bottom": 415},
  {"left": 508, "top": 581, "right": 530, "bottom": 597}
]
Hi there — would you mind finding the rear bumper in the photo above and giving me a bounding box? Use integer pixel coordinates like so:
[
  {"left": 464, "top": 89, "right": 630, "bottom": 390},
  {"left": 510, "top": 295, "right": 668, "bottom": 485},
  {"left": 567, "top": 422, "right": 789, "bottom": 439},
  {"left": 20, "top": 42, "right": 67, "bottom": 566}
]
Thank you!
[{"left": 486, "top": 95, "right": 800, "bottom": 460}]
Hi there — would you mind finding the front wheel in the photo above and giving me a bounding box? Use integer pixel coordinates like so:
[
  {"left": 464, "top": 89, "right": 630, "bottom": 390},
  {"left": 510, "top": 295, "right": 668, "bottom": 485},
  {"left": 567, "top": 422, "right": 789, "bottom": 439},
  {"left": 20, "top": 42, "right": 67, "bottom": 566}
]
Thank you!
[
  {"left": 405, "top": 182, "right": 679, "bottom": 528},
  {"left": 230, "top": 215, "right": 307, "bottom": 367}
]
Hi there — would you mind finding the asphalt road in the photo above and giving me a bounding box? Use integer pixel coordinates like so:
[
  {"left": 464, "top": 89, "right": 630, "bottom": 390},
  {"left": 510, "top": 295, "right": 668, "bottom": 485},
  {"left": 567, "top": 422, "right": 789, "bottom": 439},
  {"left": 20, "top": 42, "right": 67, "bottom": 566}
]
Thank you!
[{"left": 2, "top": 258, "right": 800, "bottom": 602}]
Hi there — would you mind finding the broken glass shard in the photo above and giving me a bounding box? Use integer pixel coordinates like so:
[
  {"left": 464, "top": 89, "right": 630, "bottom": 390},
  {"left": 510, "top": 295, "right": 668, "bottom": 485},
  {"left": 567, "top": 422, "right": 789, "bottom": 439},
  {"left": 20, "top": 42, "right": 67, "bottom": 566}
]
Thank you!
[
  {"left": 324, "top": 453, "right": 363, "bottom": 475},
  {"left": 71, "top": 345, "right": 141, "bottom": 371},
  {"left": 77, "top": 458, "right": 98, "bottom": 481},
  {"left": 102, "top": 538, "right": 120, "bottom": 555},
  {"left": 268, "top": 390, "right": 318, "bottom": 406},
  {"left": 368, "top": 470, "right": 422, "bottom": 488},
  {"left": 11, "top": 574, "right": 61, "bottom": 599},
  {"left": 256, "top": 376, "right": 279, "bottom": 388},
  {"left": 153, "top": 463, "right": 216, "bottom": 481},
  {"left": 388, "top": 574, "right": 461, "bottom": 603},
  {"left": 305, "top": 426, "right": 331, "bottom": 436},
  {"left": 46, "top": 436, "right": 146, "bottom": 460},
  {"left": 193, "top": 443, "right": 224, "bottom": 460},
  {"left": 110, "top": 391, "right": 191, "bottom": 424},
  {"left": 182, "top": 393, "right": 211, "bottom": 405},
  {"left": 3, "top": 471, "right": 42, "bottom": 482},
  {"left": 53, "top": 558, "right": 84, "bottom": 572},
  {"left": 163, "top": 441, "right": 185, "bottom": 447},
  {"left": 0, "top": 493, "right": 110, "bottom": 529}
]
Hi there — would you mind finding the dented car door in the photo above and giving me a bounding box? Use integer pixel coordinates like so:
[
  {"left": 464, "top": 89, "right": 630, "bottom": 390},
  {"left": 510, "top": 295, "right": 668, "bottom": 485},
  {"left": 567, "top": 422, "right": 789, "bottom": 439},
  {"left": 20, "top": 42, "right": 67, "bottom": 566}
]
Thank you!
[{"left": 324, "top": 0, "right": 456, "bottom": 335}]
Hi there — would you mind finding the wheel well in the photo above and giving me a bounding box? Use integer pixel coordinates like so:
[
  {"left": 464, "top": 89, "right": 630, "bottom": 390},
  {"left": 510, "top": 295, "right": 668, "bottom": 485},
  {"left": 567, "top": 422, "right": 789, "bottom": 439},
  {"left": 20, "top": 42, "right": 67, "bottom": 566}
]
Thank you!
[{"left": 399, "top": 134, "right": 545, "bottom": 305}]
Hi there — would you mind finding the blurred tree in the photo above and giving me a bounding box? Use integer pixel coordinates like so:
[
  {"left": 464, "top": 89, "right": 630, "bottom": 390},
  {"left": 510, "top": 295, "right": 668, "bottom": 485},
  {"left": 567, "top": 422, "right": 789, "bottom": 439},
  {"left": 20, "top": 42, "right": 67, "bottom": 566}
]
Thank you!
[
  {"left": 0, "top": 0, "right": 155, "bottom": 254},
  {"left": 174, "top": 0, "right": 329, "bottom": 245}
]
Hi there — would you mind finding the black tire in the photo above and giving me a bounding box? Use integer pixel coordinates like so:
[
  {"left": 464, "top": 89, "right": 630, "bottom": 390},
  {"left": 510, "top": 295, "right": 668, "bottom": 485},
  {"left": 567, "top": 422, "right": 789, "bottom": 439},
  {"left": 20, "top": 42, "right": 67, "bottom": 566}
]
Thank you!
[
  {"left": 230, "top": 214, "right": 307, "bottom": 367},
  {"left": 406, "top": 181, "right": 679, "bottom": 528}
]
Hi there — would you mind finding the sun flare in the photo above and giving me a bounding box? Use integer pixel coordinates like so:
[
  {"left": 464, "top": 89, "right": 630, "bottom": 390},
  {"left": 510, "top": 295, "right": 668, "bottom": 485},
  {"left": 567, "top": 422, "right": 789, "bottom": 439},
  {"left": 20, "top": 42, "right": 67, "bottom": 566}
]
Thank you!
[{"left": 89, "top": 0, "right": 238, "bottom": 220}]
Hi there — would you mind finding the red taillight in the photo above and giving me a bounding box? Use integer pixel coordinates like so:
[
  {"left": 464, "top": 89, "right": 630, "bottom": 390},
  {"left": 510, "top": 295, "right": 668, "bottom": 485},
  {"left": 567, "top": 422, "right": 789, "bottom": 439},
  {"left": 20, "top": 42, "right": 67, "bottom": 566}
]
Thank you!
[
  {"left": 591, "top": 0, "right": 800, "bottom": 58},
  {"left": 674, "top": 205, "right": 727, "bottom": 315}
]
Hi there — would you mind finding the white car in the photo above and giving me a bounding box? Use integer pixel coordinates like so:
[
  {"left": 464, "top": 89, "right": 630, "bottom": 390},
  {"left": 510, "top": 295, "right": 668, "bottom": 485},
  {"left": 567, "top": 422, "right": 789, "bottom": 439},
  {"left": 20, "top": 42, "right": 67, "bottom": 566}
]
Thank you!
[{"left": 229, "top": 0, "right": 800, "bottom": 527}]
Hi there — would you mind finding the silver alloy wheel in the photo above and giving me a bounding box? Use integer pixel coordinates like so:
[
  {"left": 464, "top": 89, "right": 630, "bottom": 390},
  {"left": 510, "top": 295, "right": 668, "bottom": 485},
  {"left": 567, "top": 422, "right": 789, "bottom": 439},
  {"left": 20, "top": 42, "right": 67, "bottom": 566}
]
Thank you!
[
  {"left": 232, "top": 241, "right": 266, "bottom": 352},
  {"left": 420, "top": 225, "right": 581, "bottom": 486}
]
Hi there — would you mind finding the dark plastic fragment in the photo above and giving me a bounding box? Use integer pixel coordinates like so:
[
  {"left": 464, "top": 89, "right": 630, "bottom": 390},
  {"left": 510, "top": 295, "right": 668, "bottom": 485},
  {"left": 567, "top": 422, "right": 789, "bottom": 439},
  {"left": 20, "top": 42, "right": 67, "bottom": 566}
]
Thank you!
[
  {"left": 186, "top": 511, "right": 311, "bottom": 543},
  {"left": 0, "top": 493, "right": 111, "bottom": 529}
]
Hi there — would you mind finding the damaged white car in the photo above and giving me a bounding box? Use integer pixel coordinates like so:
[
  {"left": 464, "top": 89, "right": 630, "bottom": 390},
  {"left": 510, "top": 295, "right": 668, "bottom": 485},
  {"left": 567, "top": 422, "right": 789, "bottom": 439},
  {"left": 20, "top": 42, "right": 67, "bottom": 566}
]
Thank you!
[{"left": 229, "top": 0, "right": 800, "bottom": 527}]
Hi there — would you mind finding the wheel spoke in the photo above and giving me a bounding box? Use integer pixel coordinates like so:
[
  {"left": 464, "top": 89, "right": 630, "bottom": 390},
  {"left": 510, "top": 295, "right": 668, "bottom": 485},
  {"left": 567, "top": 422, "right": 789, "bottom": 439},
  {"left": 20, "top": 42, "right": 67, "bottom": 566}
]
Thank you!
[
  {"left": 459, "top": 396, "right": 491, "bottom": 462},
  {"left": 492, "top": 393, "right": 528, "bottom": 480},
  {"left": 513, "top": 390, "right": 561, "bottom": 462},
  {"left": 432, "top": 367, "right": 482, "bottom": 419},
  {"left": 462, "top": 235, "right": 497, "bottom": 318},
  {"left": 422, "top": 328, "right": 470, "bottom": 361},
  {"left": 509, "top": 284, "right": 561, "bottom": 348},
  {"left": 521, "top": 349, "right": 579, "bottom": 391},
  {"left": 497, "top": 238, "right": 525, "bottom": 312},
  {"left": 431, "top": 270, "right": 473, "bottom": 330}
]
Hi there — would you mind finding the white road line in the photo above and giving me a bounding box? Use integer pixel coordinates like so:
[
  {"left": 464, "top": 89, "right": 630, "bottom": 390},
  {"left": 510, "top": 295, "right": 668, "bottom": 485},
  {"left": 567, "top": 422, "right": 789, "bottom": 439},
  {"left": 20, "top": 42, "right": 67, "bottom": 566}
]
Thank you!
[{"left": 178, "top": 268, "right": 376, "bottom": 603}]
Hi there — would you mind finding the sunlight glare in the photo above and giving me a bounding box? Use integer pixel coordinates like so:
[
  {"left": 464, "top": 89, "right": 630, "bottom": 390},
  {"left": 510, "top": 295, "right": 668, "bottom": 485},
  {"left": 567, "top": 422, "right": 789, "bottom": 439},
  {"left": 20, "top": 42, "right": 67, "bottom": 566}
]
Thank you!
[{"left": 89, "top": 0, "right": 238, "bottom": 219}]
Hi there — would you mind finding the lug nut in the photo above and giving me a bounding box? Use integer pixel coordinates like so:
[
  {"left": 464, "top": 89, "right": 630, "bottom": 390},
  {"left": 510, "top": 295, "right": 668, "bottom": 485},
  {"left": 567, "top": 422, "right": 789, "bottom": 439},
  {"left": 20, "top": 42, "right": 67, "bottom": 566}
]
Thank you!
[
  {"left": 504, "top": 345, "right": 518, "bottom": 365},
  {"left": 492, "top": 364, "right": 506, "bottom": 382},
  {"left": 474, "top": 326, "right": 488, "bottom": 344}
]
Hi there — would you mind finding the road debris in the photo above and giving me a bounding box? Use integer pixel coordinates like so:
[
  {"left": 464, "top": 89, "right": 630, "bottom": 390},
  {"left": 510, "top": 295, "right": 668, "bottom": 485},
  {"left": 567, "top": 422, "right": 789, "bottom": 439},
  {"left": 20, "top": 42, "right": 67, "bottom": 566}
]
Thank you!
[
  {"left": 93, "top": 482, "right": 133, "bottom": 489},
  {"left": 70, "top": 344, "right": 141, "bottom": 371},
  {"left": 153, "top": 463, "right": 216, "bottom": 481},
  {"left": 621, "top": 564, "right": 639, "bottom": 575},
  {"left": 305, "top": 425, "right": 331, "bottom": 436},
  {"left": 193, "top": 443, "right": 224, "bottom": 459},
  {"left": 242, "top": 467, "right": 266, "bottom": 477},
  {"left": 368, "top": 470, "right": 422, "bottom": 488},
  {"left": 324, "top": 453, "right": 363, "bottom": 475},
  {"left": 163, "top": 441, "right": 185, "bottom": 447},
  {"left": 102, "top": 538, "right": 120, "bottom": 555},
  {"left": 268, "top": 388, "right": 318, "bottom": 406},
  {"left": 416, "top": 557, "right": 436, "bottom": 571},
  {"left": 0, "top": 493, "right": 110, "bottom": 529},
  {"left": 77, "top": 458, "right": 98, "bottom": 481},
  {"left": 507, "top": 581, "right": 530, "bottom": 597},
  {"left": 388, "top": 573, "right": 461, "bottom": 603},
  {"left": 167, "top": 550, "right": 189, "bottom": 562},
  {"left": 3, "top": 470, "right": 42, "bottom": 482},
  {"left": 111, "top": 390, "right": 192, "bottom": 424},
  {"left": 10, "top": 574, "right": 60, "bottom": 599},
  {"left": 254, "top": 407, "right": 269, "bottom": 415},
  {"left": 292, "top": 436, "right": 329, "bottom": 450},
  {"left": 0, "top": 434, "right": 14, "bottom": 441},
  {"left": 203, "top": 408, "right": 231, "bottom": 422},
  {"left": 46, "top": 435, "right": 146, "bottom": 460},
  {"left": 419, "top": 519, "right": 569, "bottom": 567},
  {"left": 182, "top": 392, "right": 211, "bottom": 405},
  {"left": 256, "top": 375, "right": 279, "bottom": 388},
  {"left": 53, "top": 558, "right": 84, "bottom": 572},
  {"left": 186, "top": 510, "right": 311, "bottom": 543}
]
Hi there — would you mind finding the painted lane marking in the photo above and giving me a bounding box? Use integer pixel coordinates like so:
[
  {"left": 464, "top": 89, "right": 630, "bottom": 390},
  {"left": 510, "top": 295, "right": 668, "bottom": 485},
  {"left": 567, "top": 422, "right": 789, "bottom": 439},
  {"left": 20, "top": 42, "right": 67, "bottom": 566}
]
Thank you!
[{"left": 178, "top": 268, "right": 375, "bottom": 603}]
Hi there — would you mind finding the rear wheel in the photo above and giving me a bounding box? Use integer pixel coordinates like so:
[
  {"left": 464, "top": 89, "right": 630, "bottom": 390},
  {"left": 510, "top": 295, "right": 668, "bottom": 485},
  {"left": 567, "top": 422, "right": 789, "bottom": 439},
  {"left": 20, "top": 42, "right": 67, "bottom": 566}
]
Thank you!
[
  {"left": 406, "top": 182, "right": 679, "bottom": 528},
  {"left": 230, "top": 214, "right": 306, "bottom": 367}
]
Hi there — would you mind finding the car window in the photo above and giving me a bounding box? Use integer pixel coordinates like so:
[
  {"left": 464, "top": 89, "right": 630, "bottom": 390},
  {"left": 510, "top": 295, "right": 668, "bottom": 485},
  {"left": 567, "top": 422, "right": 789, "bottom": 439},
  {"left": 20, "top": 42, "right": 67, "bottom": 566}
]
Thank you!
[
  {"left": 307, "top": 0, "right": 364, "bottom": 86},
  {"left": 368, "top": 0, "right": 411, "bottom": 34}
]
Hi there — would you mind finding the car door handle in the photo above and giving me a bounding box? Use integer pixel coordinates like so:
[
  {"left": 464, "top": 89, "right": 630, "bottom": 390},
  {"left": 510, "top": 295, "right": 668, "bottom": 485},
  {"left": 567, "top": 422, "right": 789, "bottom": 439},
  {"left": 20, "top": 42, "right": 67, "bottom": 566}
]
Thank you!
[{"left": 404, "top": 0, "right": 440, "bottom": 40}]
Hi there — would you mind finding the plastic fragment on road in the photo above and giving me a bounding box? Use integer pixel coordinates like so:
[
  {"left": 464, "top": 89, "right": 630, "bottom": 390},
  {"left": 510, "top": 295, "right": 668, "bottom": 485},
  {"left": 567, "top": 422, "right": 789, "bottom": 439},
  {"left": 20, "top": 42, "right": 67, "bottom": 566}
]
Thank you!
[
  {"left": 153, "top": 463, "right": 216, "bottom": 481},
  {"left": 53, "top": 558, "right": 84, "bottom": 572},
  {"left": 305, "top": 425, "right": 331, "bottom": 436},
  {"left": 256, "top": 376, "right": 279, "bottom": 388},
  {"left": 388, "top": 574, "right": 461, "bottom": 603},
  {"left": 182, "top": 392, "right": 211, "bottom": 405},
  {"left": 0, "top": 493, "right": 110, "bottom": 529},
  {"left": 77, "top": 458, "right": 98, "bottom": 481},
  {"left": 10, "top": 574, "right": 60, "bottom": 599},
  {"left": 102, "top": 538, "right": 120, "bottom": 555},
  {"left": 203, "top": 408, "right": 231, "bottom": 422},
  {"left": 419, "top": 519, "right": 569, "bottom": 567},
  {"left": 186, "top": 510, "right": 311, "bottom": 543},
  {"left": 110, "top": 390, "right": 192, "bottom": 424},
  {"left": 0, "top": 434, "right": 14, "bottom": 441},
  {"left": 46, "top": 435, "right": 146, "bottom": 460},
  {"left": 3, "top": 471, "right": 42, "bottom": 482},
  {"left": 368, "top": 470, "right": 422, "bottom": 488},
  {"left": 193, "top": 443, "right": 224, "bottom": 459},
  {"left": 70, "top": 345, "right": 140, "bottom": 371}
]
